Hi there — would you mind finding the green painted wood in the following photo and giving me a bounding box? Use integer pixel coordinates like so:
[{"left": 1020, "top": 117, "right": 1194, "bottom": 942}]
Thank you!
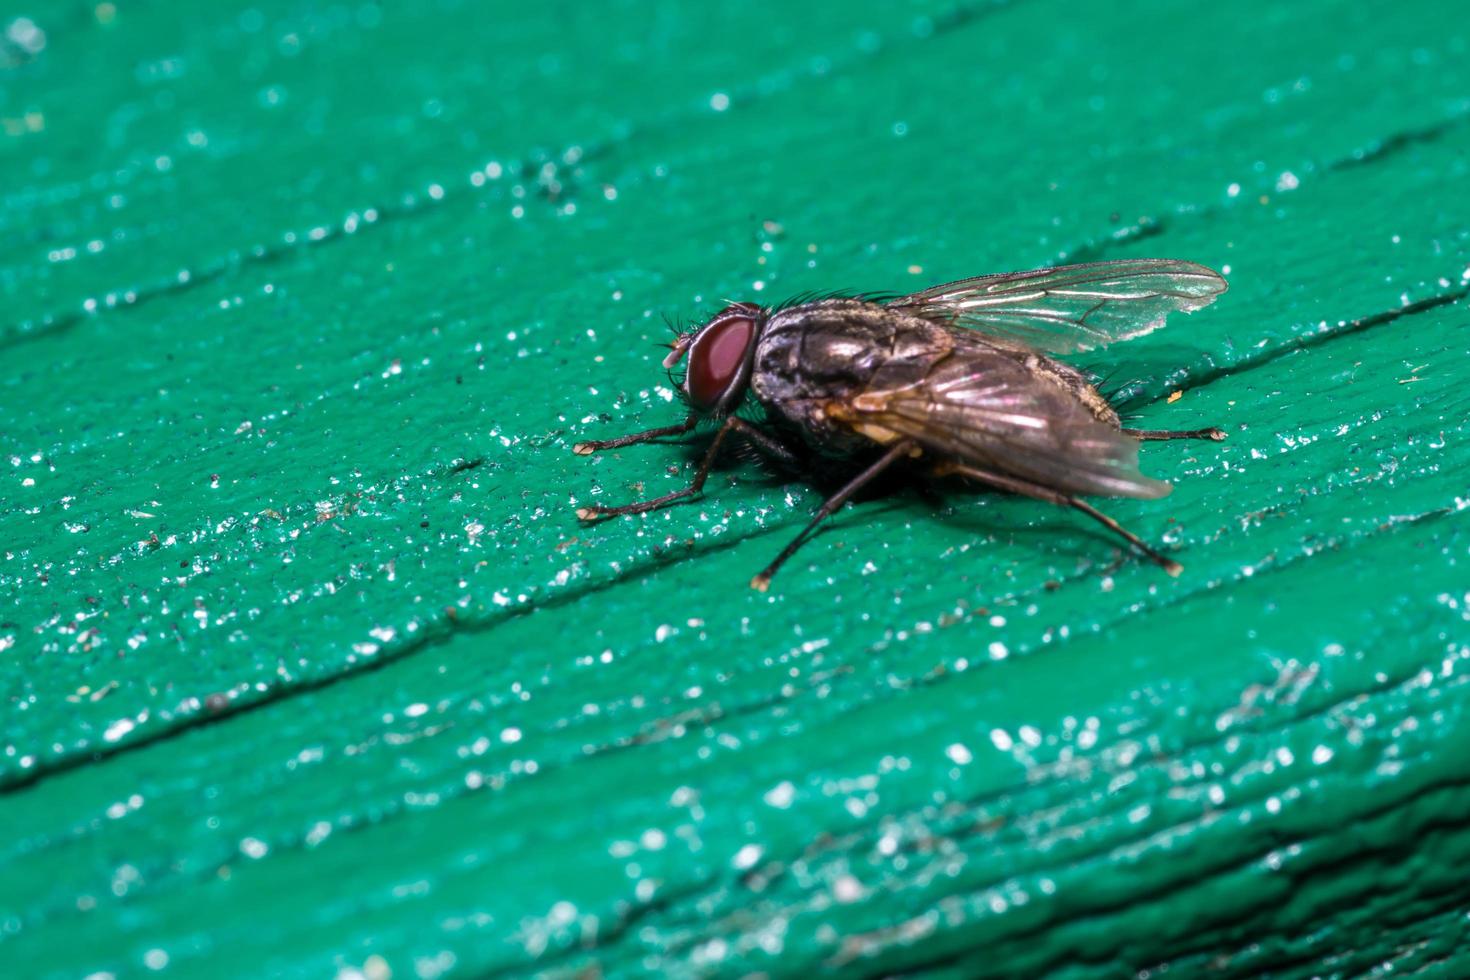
[{"left": 3, "top": 0, "right": 1469, "bottom": 976}]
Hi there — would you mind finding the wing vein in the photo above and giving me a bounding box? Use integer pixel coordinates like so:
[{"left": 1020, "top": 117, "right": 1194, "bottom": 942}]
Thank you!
[{"left": 889, "top": 258, "right": 1227, "bottom": 354}]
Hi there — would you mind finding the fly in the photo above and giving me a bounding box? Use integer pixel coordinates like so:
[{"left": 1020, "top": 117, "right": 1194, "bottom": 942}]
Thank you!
[{"left": 573, "top": 258, "right": 1229, "bottom": 590}]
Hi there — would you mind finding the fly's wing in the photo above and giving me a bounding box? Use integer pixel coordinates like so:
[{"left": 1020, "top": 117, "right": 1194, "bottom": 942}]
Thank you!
[
  {"left": 835, "top": 340, "right": 1171, "bottom": 499},
  {"left": 890, "top": 259, "right": 1227, "bottom": 354}
]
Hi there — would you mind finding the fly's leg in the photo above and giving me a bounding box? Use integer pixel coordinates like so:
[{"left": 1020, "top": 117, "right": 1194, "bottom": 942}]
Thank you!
[
  {"left": 573, "top": 417, "right": 735, "bottom": 520},
  {"left": 751, "top": 439, "right": 915, "bottom": 592},
  {"left": 573, "top": 414, "right": 793, "bottom": 520},
  {"left": 933, "top": 460, "right": 1183, "bottom": 576},
  {"left": 1123, "top": 427, "right": 1226, "bottom": 442},
  {"left": 724, "top": 417, "right": 804, "bottom": 470},
  {"left": 573, "top": 415, "right": 697, "bottom": 455}
]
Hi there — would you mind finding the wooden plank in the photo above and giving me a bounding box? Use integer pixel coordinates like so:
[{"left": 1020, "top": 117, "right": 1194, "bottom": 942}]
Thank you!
[{"left": 2, "top": 0, "right": 1468, "bottom": 975}]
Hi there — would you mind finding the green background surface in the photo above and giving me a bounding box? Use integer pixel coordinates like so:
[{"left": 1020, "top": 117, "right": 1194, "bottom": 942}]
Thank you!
[{"left": 3, "top": 0, "right": 1469, "bottom": 976}]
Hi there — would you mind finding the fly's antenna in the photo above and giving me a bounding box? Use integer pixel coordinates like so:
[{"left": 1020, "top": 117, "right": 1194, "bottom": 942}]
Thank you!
[
  {"left": 662, "top": 332, "right": 694, "bottom": 369},
  {"left": 658, "top": 312, "right": 695, "bottom": 381}
]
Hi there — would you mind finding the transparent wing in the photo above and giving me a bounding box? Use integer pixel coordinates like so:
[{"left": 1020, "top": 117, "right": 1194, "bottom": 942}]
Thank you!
[
  {"left": 890, "top": 259, "right": 1227, "bottom": 354},
  {"left": 837, "top": 344, "right": 1170, "bottom": 499}
]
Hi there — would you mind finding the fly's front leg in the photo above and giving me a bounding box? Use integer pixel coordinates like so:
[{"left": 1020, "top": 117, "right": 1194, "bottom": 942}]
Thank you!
[
  {"left": 576, "top": 417, "right": 739, "bottom": 521},
  {"left": 1123, "top": 427, "right": 1225, "bottom": 442},
  {"left": 573, "top": 415, "right": 697, "bottom": 455},
  {"left": 934, "top": 460, "right": 1183, "bottom": 576}
]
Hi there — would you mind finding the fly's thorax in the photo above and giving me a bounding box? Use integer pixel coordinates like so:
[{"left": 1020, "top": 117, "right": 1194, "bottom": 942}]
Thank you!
[
  {"left": 752, "top": 300, "right": 949, "bottom": 401},
  {"left": 750, "top": 299, "right": 955, "bottom": 455}
]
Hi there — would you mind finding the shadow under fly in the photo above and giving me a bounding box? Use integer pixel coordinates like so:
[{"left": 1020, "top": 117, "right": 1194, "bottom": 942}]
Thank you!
[{"left": 574, "top": 259, "right": 1229, "bottom": 590}]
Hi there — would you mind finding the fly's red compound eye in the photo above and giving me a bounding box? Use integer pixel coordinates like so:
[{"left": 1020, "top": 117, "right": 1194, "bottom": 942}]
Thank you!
[{"left": 685, "top": 312, "right": 757, "bottom": 411}]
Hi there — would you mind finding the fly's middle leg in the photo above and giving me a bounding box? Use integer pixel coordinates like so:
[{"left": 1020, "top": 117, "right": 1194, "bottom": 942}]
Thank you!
[
  {"left": 933, "top": 460, "right": 1183, "bottom": 576},
  {"left": 1123, "top": 427, "right": 1226, "bottom": 442},
  {"left": 751, "top": 439, "right": 915, "bottom": 591}
]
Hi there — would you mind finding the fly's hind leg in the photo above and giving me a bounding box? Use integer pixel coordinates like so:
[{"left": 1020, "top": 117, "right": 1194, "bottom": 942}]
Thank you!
[
  {"left": 1123, "top": 427, "right": 1226, "bottom": 442},
  {"left": 933, "top": 460, "right": 1183, "bottom": 576}
]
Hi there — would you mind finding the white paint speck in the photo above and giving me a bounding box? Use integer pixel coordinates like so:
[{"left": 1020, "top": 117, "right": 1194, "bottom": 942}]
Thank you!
[
  {"left": 103, "top": 718, "right": 136, "bottom": 743},
  {"left": 732, "top": 844, "right": 763, "bottom": 870},
  {"left": 763, "top": 781, "right": 795, "bottom": 808},
  {"left": 833, "top": 875, "right": 863, "bottom": 903}
]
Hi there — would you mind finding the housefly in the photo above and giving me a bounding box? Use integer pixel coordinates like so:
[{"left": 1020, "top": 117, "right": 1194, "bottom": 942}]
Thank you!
[{"left": 574, "top": 259, "right": 1228, "bottom": 590}]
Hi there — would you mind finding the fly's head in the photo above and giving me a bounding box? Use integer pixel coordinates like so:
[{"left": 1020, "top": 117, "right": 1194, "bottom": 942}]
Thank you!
[{"left": 664, "top": 301, "right": 765, "bottom": 416}]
